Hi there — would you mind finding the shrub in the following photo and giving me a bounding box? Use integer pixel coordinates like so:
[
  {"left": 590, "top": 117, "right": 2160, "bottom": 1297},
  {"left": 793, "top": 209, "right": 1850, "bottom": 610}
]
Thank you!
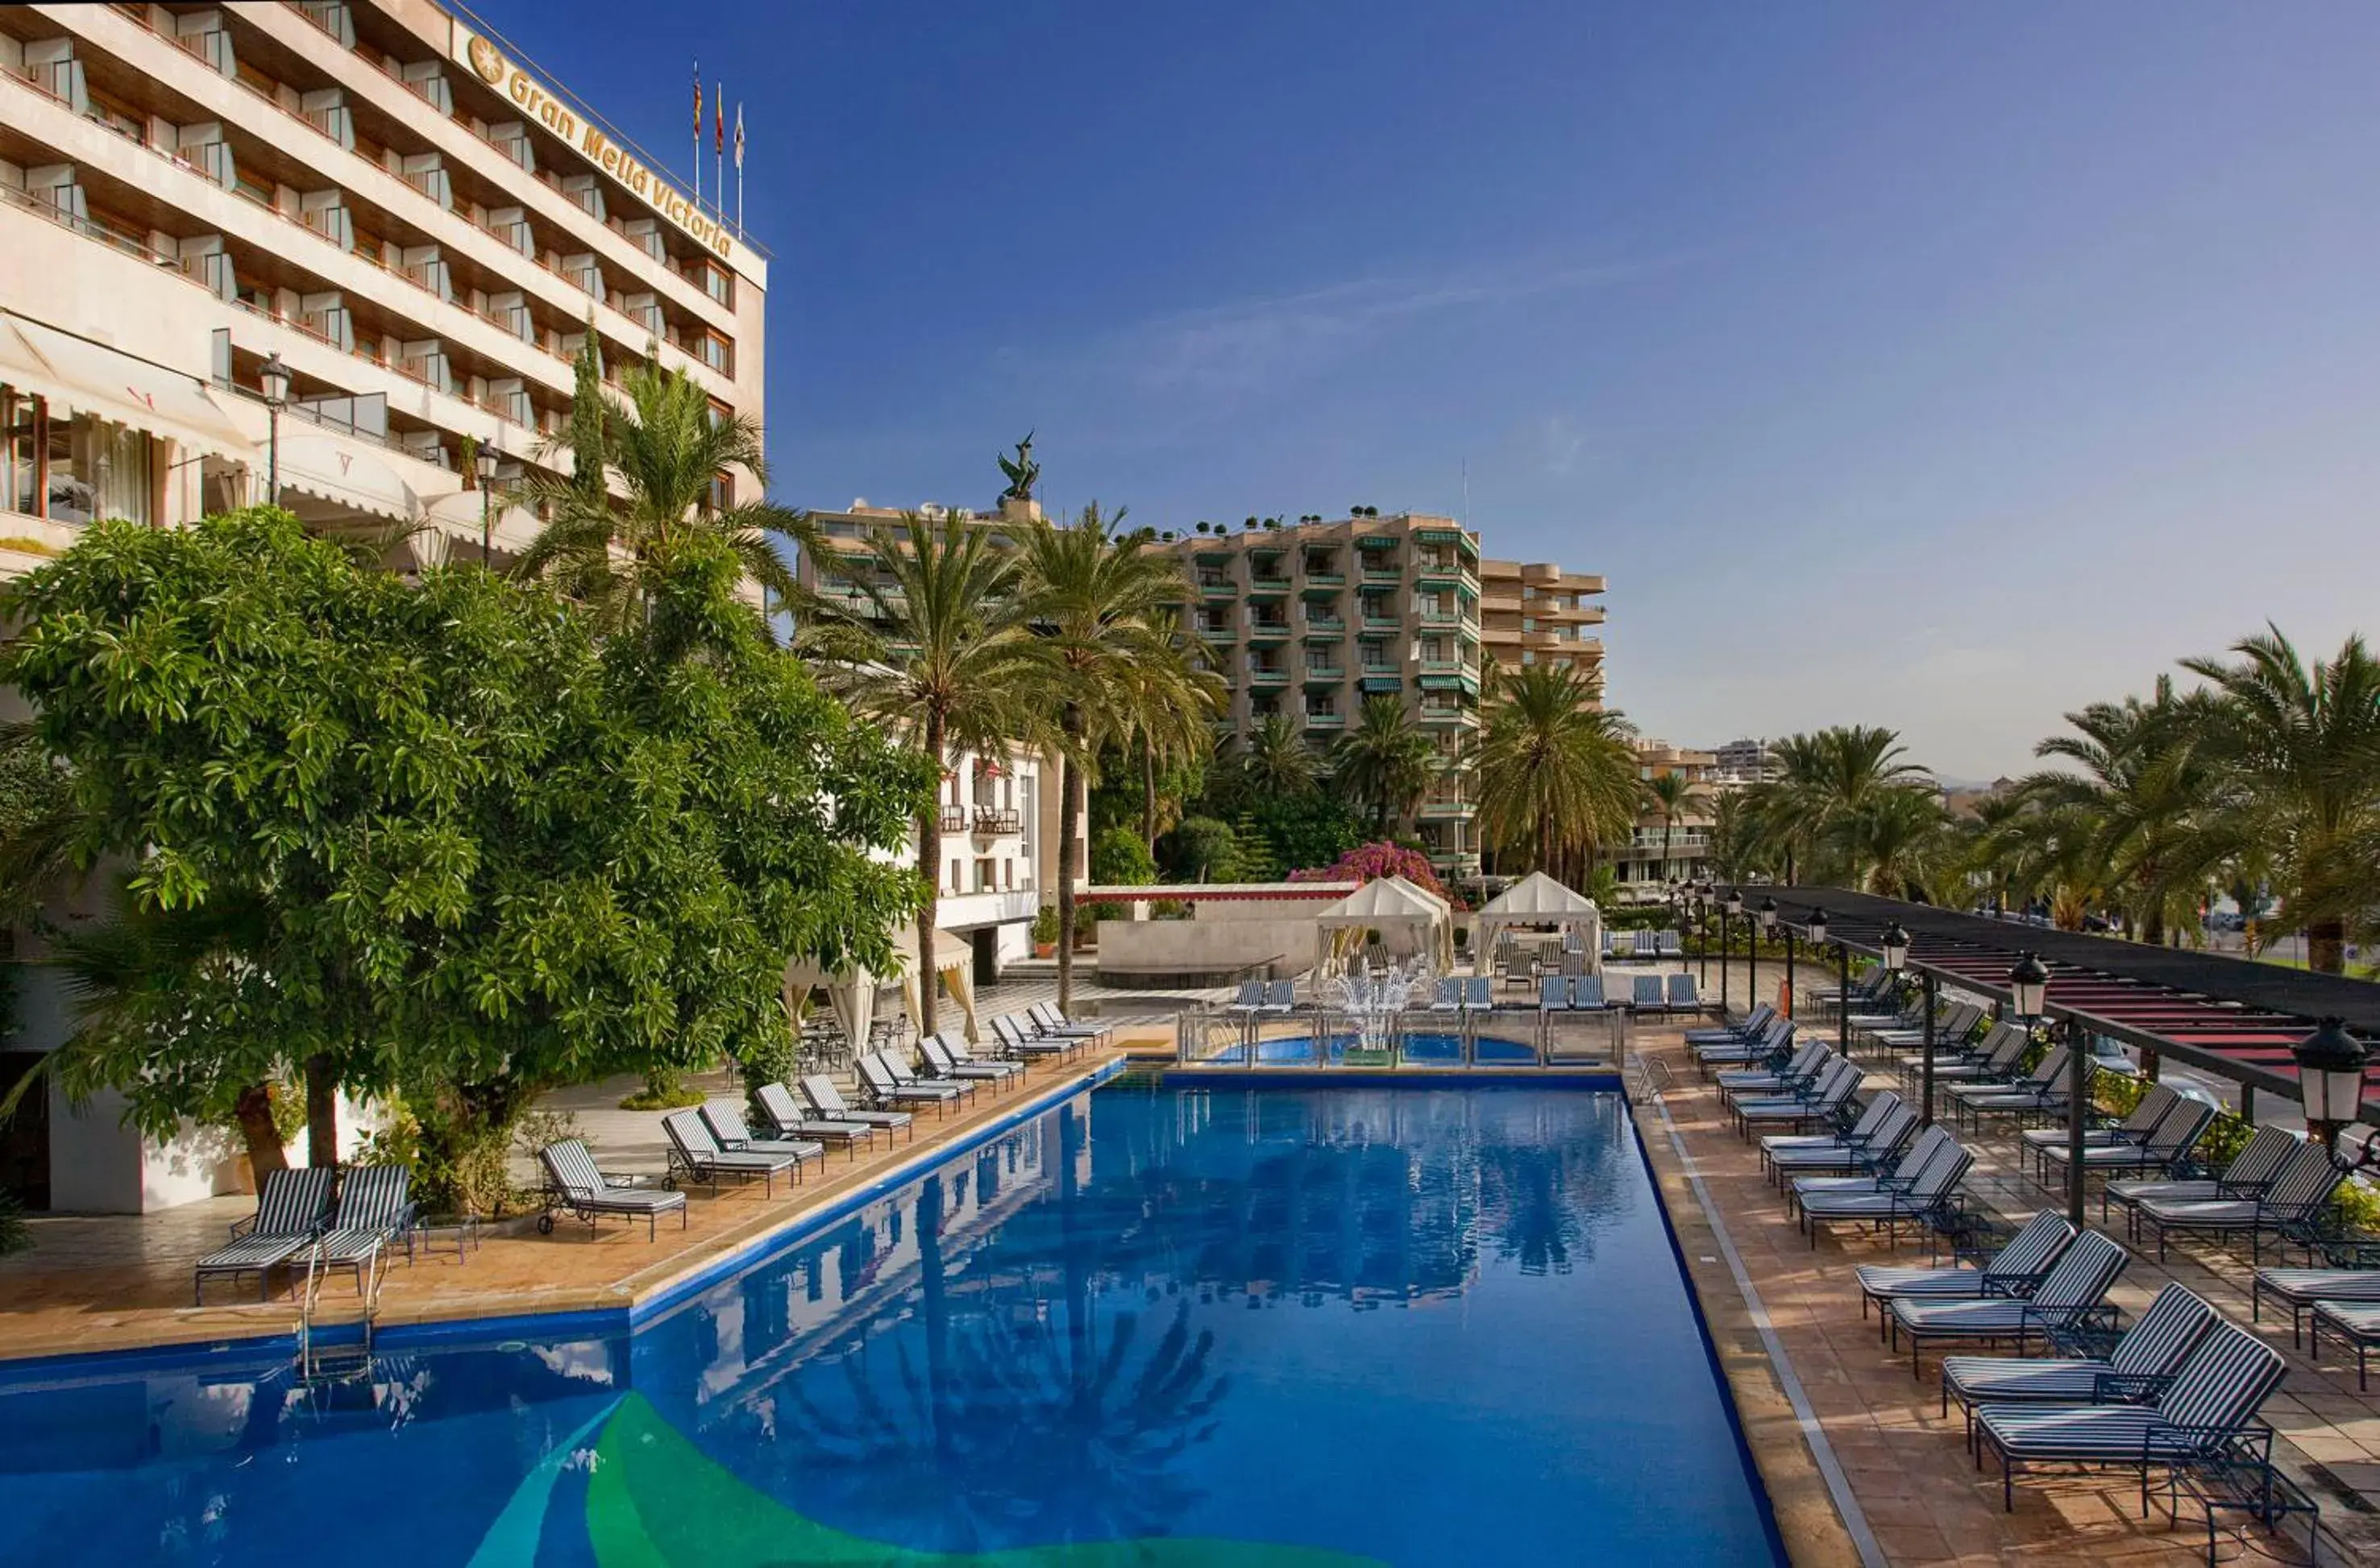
[
  {"left": 1163, "top": 815, "right": 1240, "bottom": 882},
  {"left": 1290, "top": 842, "right": 1460, "bottom": 907},
  {"left": 1031, "top": 904, "right": 1061, "bottom": 945},
  {"left": 1091, "top": 825, "right": 1157, "bottom": 886}
]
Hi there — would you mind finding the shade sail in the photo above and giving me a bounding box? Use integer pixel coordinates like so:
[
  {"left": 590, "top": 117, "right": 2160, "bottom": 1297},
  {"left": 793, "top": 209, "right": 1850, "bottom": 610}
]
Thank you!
[{"left": 2, "top": 315, "right": 255, "bottom": 464}]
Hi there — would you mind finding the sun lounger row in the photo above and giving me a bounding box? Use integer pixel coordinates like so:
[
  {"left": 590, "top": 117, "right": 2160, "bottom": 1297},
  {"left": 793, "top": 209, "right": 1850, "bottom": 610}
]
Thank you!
[{"left": 193, "top": 1163, "right": 417, "bottom": 1304}]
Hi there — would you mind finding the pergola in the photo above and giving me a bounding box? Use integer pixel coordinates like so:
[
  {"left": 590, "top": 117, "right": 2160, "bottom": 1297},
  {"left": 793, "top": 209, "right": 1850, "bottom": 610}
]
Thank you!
[{"left": 1738, "top": 888, "right": 2379, "bottom": 1123}]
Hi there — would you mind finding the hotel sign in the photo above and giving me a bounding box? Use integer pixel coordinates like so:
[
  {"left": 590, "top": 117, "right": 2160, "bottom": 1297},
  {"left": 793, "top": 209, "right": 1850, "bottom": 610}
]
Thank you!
[{"left": 453, "top": 27, "right": 742, "bottom": 272}]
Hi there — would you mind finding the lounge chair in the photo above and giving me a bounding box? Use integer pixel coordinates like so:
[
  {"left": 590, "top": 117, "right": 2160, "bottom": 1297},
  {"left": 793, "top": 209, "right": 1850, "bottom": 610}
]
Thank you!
[
  {"left": 1665, "top": 971, "right": 1699, "bottom": 1015},
  {"left": 1761, "top": 1094, "right": 1913, "bottom": 1186},
  {"left": 1972, "top": 1318, "right": 2288, "bottom": 1512},
  {"left": 1425, "top": 977, "right": 1462, "bottom": 1017},
  {"left": 1733, "top": 1057, "right": 1863, "bottom": 1138},
  {"left": 991, "top": 1013, "right": 1076, "bottom": 1061},
  {"left": 798, "top": 1074, "right": 916, "bottom": 1141},
  {"left": 2132, "top": 1142, "right": 2348, "bottom": 1262},
  {"left": 755, "top": 1080, "right": 878, "bottom": 1157},
  {"left": 306, "top": 1164, "right": 417, "bottom": 1296},
  {"left": 193, "top": 1167, "right": 334, "bottom": 1304},
  {"left": 1854, "top": 1210, "right": 2077, "bottom": 1323},
  {"left": 861, "top": 1050, "right": 970, "bottom": 1112},
  {"left": 1946, "top": 1045, "right": 2075, "bottom": 1126},
  {"left": 1538, "top": 974, "right": 1571, "bottom": 1013},
  {"left": 699, "top": 1100, "right": 829, "bottom": 1173},
  {"left": 2031, "top": 1096, "right": 2213, "bottom": 1189},
  {"left": 1716, "top": 1041, "right": 1830, "bottom": 1100},
  {"left": 2308, "top": 1301, "right": 2380, "bottom": 1390},
  {"left": 1868, "top": 1001, "right": 1984, "bottom": 1057},
  {"left": 2019, "top": 1083, "right": 2179, "bottom": 1178},
  {"left": 1630, "top": 973, "right": 1666, "bottom": 1015},
  {"left": 538, "top": 1138, "right": 687, "bottom": 1239},
  {"left": 662, "top": 1108, "right": 802, "bottom": 1196},
  {"left": 2249, "top": 1238, "right": 2380, "bottom": 1345},
  {"left": 880, "top": 1046, "right": 981, "bottom": 1103},
  {"left": 942, "top": 1031, "right": 1037, "bottom": 1079},
  {"left": 1573, "top": 973, "right": 1607, "bottom": 1009},
  {"left": 1788, "top": 1124, "right": 1957, "bottom": 1212},
  {"left": 1261, "top": 979, "right": 1297, "bottom": 1017},
  {"left": 1686, "top": 1003, "right": 1776, "bottom": 1048},
  {"left": 1884, "top": 1229, "right": 2129, "bottom": 1375},
  {"left": 1939, "top": 1282, "right": 2219, "bottom": 1437},
  {"left": 1029, "top": 1000, "right": 1111, "bottom": 1049},
  {"left": 2103, "top": 1123, "right": 2298, "bottom": 1233},
  {"left": 1909, "top": 1023, "right": 2028, "bottom": 1083},
  {"left": 1796, "top": 1133, "right": 1973, "bottom": 1247},
  {"left": 1693, "top": 1017, "right": 1793, "bottom": 1070},
  {"left": 922, "top": 1032, "right": 1024, "bottom": 1088},
  {"left": 1460, "top": 976, "right": 1494, "bottom": 1014},
  {"left": 1221, "top": 979, "right": 1265, "bottom": 1033}
]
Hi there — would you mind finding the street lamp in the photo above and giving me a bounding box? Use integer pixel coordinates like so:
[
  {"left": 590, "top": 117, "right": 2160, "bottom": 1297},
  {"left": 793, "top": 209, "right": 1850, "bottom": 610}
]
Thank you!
[
  {"left": 2009, "top": 951, "right": 2050, "bottom": 1021},
  {"left": 1758, "top": 896, "right": 1780, "bottom": 1017},
  {"left": 259, "top": 352, "right": 290, "bottom": 504},
  {"left": 1722, "top": 888, "right": 1742, "bottom": 1013},
  {"left": 1879, "top": 921, "right": 1910, "bottom": 975},
  {"left": 2295, "top": 1017, "right": 2370, "bottom": 1157},
  {"left": 476, "top": 442, "right": 501, "bottom": 564}
]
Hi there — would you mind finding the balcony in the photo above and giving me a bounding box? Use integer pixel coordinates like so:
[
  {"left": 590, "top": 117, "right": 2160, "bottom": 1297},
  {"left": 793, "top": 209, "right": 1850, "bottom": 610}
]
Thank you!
[
  {"left": 1361, "top": 559, "right": 1403, "bottom": 580},
  {"left": 1248, "top": 575, "right": 1290, "bottom": 597},
  {"left": 1247, "top": 665, "right": 1290, "bottom": 685},
  {"left": 1418, "top": 796, "right": 1468, "bottom": 819},
  {"left": 1418, "top": 705, "right": 1477, "bottom": 726},
  {"left": 1302, "top": 570, "right": 1345, "bottom": 588},
  {"left": 937, "top": 805, "right": 969, "bottom": 834},
  {"left": 1303, "top": 613, "right": 1346, "bottom": 635},
  {"left": 1197, "top": 573, "right": 1236, "bottom": 597},
  {"left": 1302, "top": 712, "right": 1345, "bottom": 730},
  {"left": 1247, "top": 620, "right": 1292, "bottom": 642},
  {"left": 970, "top": 805, "right": 1023, "bottom": 836},
  {"left": 1302, "top": 668, "right": 1345, "bottom": 685}
]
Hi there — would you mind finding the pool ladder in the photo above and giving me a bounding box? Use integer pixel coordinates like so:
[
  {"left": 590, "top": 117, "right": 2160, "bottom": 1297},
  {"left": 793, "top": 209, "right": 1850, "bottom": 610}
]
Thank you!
[
  {"left": 1630, "top": 1056, "right": 1674, "bottom": 1104},
  {"left": 293, "top": 1237, "right": 381, "bottom": 1390}
]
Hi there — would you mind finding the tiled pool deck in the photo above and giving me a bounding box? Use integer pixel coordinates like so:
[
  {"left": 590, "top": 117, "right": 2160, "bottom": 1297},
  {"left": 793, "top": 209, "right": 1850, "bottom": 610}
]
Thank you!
[{"left": 1636, "top": 1021, "right": 2380, "bottom": 1566}]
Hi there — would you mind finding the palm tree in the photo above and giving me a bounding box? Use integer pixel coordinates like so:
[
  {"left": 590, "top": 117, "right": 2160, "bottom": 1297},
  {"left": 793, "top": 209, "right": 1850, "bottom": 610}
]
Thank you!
[
  {"left": 1830, "top": 785, "right": 1952, "bottom": 899},
  {"left": 1231, "top": 713, "right": 1315, "bottom": 801},
  {"left": 2029, "top": 679, "right": 2218, "bottom": 944},
  {"left": 1747, "top": 726, "right": 1933, "bottom": 886},
  {"left": 794, "top": 514, "right": 1040, "bottom": 1034},
  {"left": 1016, "top": 505, "right": 1189, "bottom": 1009},
  {"left": 1119, "top": 613, "right": 1224, "bottom": 852},
  {"left": 2179, "top": 627, "right": 2380, "bottom": 973},
  {"left": 513, "top": 349, "right": 801, "bottom": 636},
  {"left": 1470, "top": 665, "right": 1639, "bottom": 880},
  {"left": 1643, "top": 769, "right": 1695, "bottom": 888},
  {"left": 1329, "top": 695, "right": 1440, "bottom": 837}
]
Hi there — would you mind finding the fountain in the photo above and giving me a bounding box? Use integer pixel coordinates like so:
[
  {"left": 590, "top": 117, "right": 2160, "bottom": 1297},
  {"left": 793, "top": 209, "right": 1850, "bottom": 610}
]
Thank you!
[{"left": 1326, "top": 957, "right": 1429, "bottom": 1067}]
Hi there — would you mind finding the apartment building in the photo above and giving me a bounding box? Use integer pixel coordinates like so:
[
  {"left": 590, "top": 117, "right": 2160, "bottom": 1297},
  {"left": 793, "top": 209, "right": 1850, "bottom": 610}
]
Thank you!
[
  {"left": 1712, "top": 737, "right": 1777, "bottom": 786},
  {"left": 0, "top": 0, "right": 766, "bottom": 582},
  {"left": 796, "top": 498, "right": 1073, "bottom": 968},
  {"left": 1167, "top": 512, "right": 1605, "bottom": 881},
  {"left": 1614, "top": 738, "right": 1717, "bottom": 897}
]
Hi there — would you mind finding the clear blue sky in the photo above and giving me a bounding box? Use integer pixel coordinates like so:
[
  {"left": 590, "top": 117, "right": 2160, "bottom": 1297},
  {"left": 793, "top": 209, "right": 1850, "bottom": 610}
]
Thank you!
[{"left": 493, "top": 1, "right": 2380, "bottom": 783}]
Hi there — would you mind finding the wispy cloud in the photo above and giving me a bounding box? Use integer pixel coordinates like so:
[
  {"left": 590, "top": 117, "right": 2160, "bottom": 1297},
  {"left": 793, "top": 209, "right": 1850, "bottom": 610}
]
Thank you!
[{"left": 1094, "top": 252, "right": 1692, "bottom": 401}]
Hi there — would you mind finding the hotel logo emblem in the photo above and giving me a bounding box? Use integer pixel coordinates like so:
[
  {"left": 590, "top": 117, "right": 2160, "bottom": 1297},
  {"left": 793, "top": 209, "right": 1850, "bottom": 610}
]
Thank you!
[{"left": 467, "top": 35, "right": 505, "bottom": 85}]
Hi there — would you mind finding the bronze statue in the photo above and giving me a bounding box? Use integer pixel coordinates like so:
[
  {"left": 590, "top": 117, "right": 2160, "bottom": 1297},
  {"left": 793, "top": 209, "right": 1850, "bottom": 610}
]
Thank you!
[{"left": 998, "top": 431, "right": 1040, "bottom": 502}]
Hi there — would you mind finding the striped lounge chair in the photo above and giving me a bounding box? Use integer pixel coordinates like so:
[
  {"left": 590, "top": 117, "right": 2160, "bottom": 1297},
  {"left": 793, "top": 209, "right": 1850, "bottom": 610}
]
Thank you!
[
  {"left": 1696, "top": 1019, "right": 1796, "bottom": 1073},
  {"left": 1788, "top": 1125, "right": 1956, "bottom": 1215},
  {"left": 2309, "top": 1301, "right": 2380, "bottom": 1390},
  {"left": 1763, "top": 1096, "right": 1916, "bottom": 1187},
  {"left": 991, "top": 1013, "right": 1075, "bottom": 1062},
  {"left": 1629, "top": 973, "right": 1666, "bottom": 1015},
  {"left": 1911, "top": 1023, "right": 2028, "bottom": 1084},
  {"left": 2102, "top": 1122, "right": 2299, "bottom": 1234},
  {"left": 1686, "top": 1004, "right": 1777, "bottom": 1050},
  {"left": 698, "top": 1101, "right": 829, "bottom": 1173},
  {"left": 1733, "top": 1057, "right": 1863, "bottom": 1139},
  {"left": 1665, "top": 971, "right": 1699, "bottom": 1015},
  {"left": 537, "top": 1138, "right": 687, "bottom": 1240},
  {"left": 1946, "top": 1046, "right": 2077, "bottom": 1128},
  {"left": 855, "top": 1051, "right": 964, "bottom": 1115},
  {"left": 1715, "top": 1041, "right": 1828, "bottom": 1099},
  {"left": 1938, "top": 1282, "right": 2219, "bottom": 1438},
  {"left": 1029, "top": 1000, "right": 1111, "bottom": 1050},
  {"left": 755, "top": 1081, "right": 878, "bottom": 1157},
  {"left": 2131, "top": 1142, "right": 2348, "bottom": 1262},
  {"left": 1853, "top": 1210, "right": 2076, "bottom": 1324},
  {"left": 1796, "top": 1133, "right": 1973, "bottom": 1249},
  {"left": 921, "top": 1033, "right": 1023, "bottom": 1089},
  {"left": 933, "top": 1032, "right": 1030, "bottom": 1082},
  {"left": 2030, "top": 1096, "right": 2214, "bottom": 1190},
  {"left": 798, "top": 1075, "right": 916, "bottom": 1141},
  {"left": 662, "top": 1108, "right": 803, "bottom": 1196},
  {"left": 2019, "top": 1083, "right": 2180, "bottom": 1179},
  {"left": 193, "top": 1167, "right": 334, "bottom": 1304},
  {"left": 1883, "top": 1229, "right": 2129, "bottom": 1376},
  {"left": 308, "top": 1163, "right": 417, "bottom": 1297},
  {"left": 1972, "top": 1318, "right": 2288, "bottom": 1512},
  {"left": 2250, "top": 1237, "right": 2380, "bottom": 1345}
]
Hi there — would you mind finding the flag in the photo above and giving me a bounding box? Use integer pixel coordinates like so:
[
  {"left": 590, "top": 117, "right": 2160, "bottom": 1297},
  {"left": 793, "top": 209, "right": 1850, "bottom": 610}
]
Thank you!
[
  {"left": 716, "top": 86, "right": 725, "bottom": 155},
  {"left": 734, "top": 102, "right": 745, "bottom": 170},
  {"left": 692, "top": 62, "right": 701, "bottom": 137}
]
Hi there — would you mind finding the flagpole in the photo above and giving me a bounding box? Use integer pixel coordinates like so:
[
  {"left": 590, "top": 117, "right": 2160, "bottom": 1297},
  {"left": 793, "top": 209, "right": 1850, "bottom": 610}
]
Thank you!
[
  {"left": 714, "top": 84, "right": 725, "bottom": 218},
  {"left": 735, "top": 103, "right": 746, "bottom": 234},
  {"left": 692, "top": 62, "right": 701, "bottom": 209}
]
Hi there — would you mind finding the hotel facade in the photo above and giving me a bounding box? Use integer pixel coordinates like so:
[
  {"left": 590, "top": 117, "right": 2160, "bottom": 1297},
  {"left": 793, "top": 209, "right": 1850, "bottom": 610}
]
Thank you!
[
  {"left": 1166, "top": 514, "right": 1605, "bottom": 879},
  {"left": 0, "top": 0, "right": 766, "bottom": 580},
  {"left": 0, "top": 0, "right": 766, "bottom": 1214}
]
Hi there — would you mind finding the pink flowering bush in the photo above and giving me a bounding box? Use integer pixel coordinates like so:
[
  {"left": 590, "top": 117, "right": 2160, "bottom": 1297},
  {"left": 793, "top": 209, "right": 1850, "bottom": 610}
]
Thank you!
[{"left": 1290, "top": 842, "right": 1464, "bottom": 909}]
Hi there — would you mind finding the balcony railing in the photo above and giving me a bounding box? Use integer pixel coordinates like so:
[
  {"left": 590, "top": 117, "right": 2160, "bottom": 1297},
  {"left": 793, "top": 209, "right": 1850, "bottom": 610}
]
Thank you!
[
  {"left": 937, "top": 805, "right": 969, "bottom": 834},
  {"left": 970, "top": 806, "right": 1022, "bottom": 836}
]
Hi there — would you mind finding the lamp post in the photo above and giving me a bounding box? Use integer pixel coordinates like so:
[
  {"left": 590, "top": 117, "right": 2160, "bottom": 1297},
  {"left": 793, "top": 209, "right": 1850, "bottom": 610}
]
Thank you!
[
  {"left": 476, "top": 442, "right": 501, "bottom": 564},
  {"left": 259, "top": 352, "right": 289, "bottom": 505},
  {"left": 1880, "top": 919, "right": 1910, "bottom": 1089},
  {"left": 2295, "top": 1017, "right": 2369, "bottom": 1159},
  {"left": 1722, "top": 888, "right": 1743, "bottom": 1014},
  {"left": 1758, "top": 896, "right": 1779, "bottom": 1017},
  {"left": 1810, "top": 907, "right": 1846, "bottom": 1054},
  {"left": 1696, "top": 882, "right": 1712, "bottom": 985}
]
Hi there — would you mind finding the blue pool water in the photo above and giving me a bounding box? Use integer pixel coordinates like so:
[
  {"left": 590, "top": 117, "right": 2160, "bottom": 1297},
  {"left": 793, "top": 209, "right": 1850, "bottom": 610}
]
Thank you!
[
  {"left": 0, "top": 1085, "right": 1781, "bottom": 1566},
  {"left": 1243, "top": 1030, "right": 1543, "bottom": 1065}
]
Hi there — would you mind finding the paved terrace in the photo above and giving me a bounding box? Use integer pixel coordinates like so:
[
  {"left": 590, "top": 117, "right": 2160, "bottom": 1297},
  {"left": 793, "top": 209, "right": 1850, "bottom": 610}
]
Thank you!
[
  {"left": 1635, "top": 1007, "right": 2380, "bottom": 1567},
  {"left": 0, "top": 1039, "right": 1159, "bottom": 1364}
]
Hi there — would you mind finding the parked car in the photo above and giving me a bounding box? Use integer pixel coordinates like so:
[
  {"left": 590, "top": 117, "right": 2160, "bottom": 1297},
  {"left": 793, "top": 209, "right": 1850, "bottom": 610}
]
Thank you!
[{"left": 2087, "top": 1037, "right": 2140, "bottom": 1078}]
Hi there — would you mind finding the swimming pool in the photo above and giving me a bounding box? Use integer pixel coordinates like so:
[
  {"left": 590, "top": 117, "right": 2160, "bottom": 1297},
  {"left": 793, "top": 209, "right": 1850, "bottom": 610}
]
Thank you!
[
  {"left": 0, "top": 1084, "right": 1782, "bottom": 1566},
  {"left": 1237, "top": 1029, "right": 1545, "bottom": 1065}
]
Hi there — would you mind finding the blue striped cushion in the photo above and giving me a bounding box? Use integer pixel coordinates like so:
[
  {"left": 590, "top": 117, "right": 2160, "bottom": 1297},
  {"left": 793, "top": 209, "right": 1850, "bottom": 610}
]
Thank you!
[
  {"left": 333, "top": 1165, "right": 409, "bottom": 1229},
  {"left": 2029, "top": 1232, "right": 2128, "bottom": 1312},
  {"left": 542, "top": 1140, "right": 605, "bottom": 1196},
  {"left": 2158, "top": 1323, "right": 2285, "bottom": 1434},
  {"left": 2253, "top": 1269, "right": 2380, "bottom": 1307},
  {"left": 1942, "top": 1357, "right": 2108, "bottom": 1402},
  {"left": 253, "top": 1168, "right": 333, "bottom": 1237},
  {"left": 2109, "top": 1284, "right": 2217, "bottom": 1378},
  {"left": 197, "top": 1233, "right": 310, "bottom": 1271}
]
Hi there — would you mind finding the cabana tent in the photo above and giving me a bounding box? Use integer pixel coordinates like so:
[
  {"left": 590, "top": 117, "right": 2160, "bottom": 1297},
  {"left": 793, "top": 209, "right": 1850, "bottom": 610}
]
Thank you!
[
  {"left": 1473, "top": 871, "right": 1602, "bottom": 972},
  {"left": 782, "top": 925, "right": 980, "bottom": 1059},
  {"left": 1315, "top": 876, "right": 1457, "bottom": 976}
]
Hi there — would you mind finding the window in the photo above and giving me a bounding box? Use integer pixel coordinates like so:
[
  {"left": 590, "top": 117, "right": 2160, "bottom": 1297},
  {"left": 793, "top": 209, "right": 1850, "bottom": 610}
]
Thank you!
[
  {"left": 949, "top": 858, "right": 962, "bottom": 893},
  {"left": 697, "top": 260, "right": 734, "bottom": 307},
  {"left": 4, "top": 391, "right": 39, "bottom": 516},
  {"left": 706, "top": 471, "right": 733, "bottom": 514}
]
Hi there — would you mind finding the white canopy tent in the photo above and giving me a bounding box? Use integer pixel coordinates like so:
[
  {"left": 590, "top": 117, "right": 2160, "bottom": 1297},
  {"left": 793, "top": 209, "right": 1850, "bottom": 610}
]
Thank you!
[
  {"left": 782, "top": 926, "right": 981, "bottom": 1060},
  {"left": 1314, "top": 876, "right": 1457, "bottom": 977},
  {"left": 1473, "top": 871, "right": 1603, "bottom": 973}
]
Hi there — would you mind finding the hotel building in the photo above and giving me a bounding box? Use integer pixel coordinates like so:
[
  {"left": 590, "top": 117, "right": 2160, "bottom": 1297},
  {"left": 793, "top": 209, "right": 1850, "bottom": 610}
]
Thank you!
[
  {"left": 0, "top": 0, "right": 765, "bottom": 581},
  {"left": 1615, "top": 739, "right": 1718, "bottom": 897},
  {"left": 0, "top": 0, "right": 766, "bottom": 1214},
  {"left": 1167, "top": 514, "right": 1605, "bottom": 880}
]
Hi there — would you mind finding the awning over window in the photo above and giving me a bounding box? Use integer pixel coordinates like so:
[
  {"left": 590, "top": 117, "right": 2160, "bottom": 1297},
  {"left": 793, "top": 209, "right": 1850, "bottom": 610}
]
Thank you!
[{"left": 0, "top": 315, "right": 255, "bottom": 464}]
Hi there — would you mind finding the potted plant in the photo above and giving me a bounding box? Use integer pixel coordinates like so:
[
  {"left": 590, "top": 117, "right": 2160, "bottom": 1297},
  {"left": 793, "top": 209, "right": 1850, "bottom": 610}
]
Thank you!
[{"left": 1031, "top": 903, "right": 1060, "bottom": 959}]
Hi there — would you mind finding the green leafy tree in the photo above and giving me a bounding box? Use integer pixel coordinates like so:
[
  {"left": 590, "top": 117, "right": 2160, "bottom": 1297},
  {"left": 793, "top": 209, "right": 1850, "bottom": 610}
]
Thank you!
[
  {"left": 1091, "top": 825, "right": 1158, "bottom": 886},
  {"left": 795, "top": 513, "right": 1039, "bottom": 1034},
  {"left": 1330, "top": 695, "right": 1441, "bottom": 836},
  {"left": 1, "top": 509, "right": 926, "bottom": 1209},
  {"left": 1470, "top": 666, "right": 1639, "bottom": 880},
  {"left": 1744, "top": 726, "right": 1934, "bottom": 887},
  {"left": 1016, "top": 504, "right": 1189, "bottom": 1009},
  {"left": 1161, "top": 816, "right": 1241, "bottom": 882}
]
